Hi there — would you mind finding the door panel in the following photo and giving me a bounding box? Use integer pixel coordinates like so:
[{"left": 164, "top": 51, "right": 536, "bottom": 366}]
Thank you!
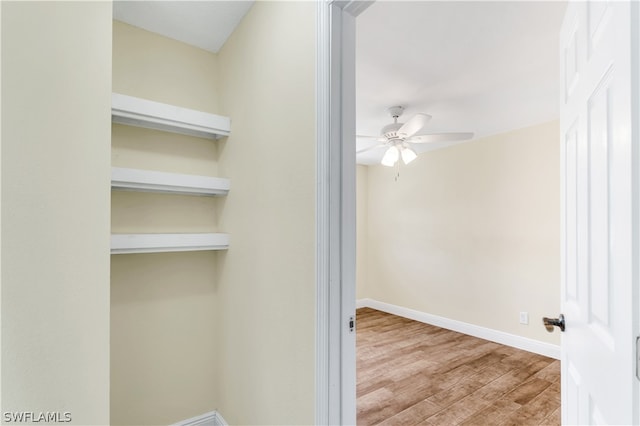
[
  {"left": 587, "top": 68, "right": 612, "bottom": 340},
  {"left": 560, "top": 1, "right": 636, "bottom": 424}
]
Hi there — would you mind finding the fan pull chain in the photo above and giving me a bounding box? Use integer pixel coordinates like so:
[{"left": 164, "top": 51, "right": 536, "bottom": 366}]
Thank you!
[{"left": 395, "top": 160, "right": 400, "bottom": 181}]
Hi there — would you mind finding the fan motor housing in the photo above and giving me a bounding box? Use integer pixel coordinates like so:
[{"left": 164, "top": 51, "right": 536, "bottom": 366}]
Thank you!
[{"left": 381, "top": 122, "right": 403, "bottom": 140}]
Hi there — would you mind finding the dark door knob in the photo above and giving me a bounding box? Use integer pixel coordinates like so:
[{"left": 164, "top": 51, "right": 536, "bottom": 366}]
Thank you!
[{"left": 542, "top": 314, "right": 565, "bottom": 332}]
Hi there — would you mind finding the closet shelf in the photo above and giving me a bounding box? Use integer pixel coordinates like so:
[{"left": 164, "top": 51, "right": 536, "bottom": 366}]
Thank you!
[
  {"left": 112, "top": 93, "right": 231, "bottom": 139},
  {"left": 111, "top": 167, "right": 230, "bottom": 196},
  {"left": 111, "top": 233, "right": 229, "bottom": 254}
]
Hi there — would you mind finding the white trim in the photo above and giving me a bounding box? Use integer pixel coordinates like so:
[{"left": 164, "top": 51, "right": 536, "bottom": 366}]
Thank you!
[
  {"left": 315, "top": 2, "right": 331, "bottom": 424},
  {"left": 212, "top": 412, "right": 228, "bottom": 426},
  {"left": 342, "top": 1, "right": 375, "bottom": 17},
  {"left": 355, "top": 298, "right": 369, "bottom": 309},
  {"left": 632, "top": 0, "right": 640, "bottom": 418},
  {"left": 170, "top": 410, "right": 228, "bottom": 426},
  {"left": 111, "top": 233, "right": 229, "bottom": 254},
  {"left": 339, "top": 7, "right": 357, "bottom": 424},
  {"left": 356, "top": 298, "right": 561, "bottom": 360},
  {"left": 112, "top": 93, "right": 231, "bottom": 140},
  {"left": 317, "top": 1, "right": 373, "bottom": 424},
  {"left": 111, "top": 167, "right": 230, "bottom": 196}
]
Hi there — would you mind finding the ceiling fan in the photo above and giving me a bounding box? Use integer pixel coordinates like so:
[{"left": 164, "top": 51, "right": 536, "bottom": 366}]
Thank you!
[{"left": 357, "top": 106, "right": 474, "bottom": 167}]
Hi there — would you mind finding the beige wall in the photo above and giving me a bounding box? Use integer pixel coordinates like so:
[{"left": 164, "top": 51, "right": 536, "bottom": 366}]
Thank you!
[
  {"left": 110, "top": 252, "right": 218, "bottom": 425},
  {"left": 357, "top": 165, "right": 369, "bottom": 299},
  {"left": 215, "top": 2, "right": 316, "bottom": 424},
  {"left": 112, "top": 21, "right": 220, "bottom": 114},
  {"left": 359, "top": 121, "right": 561, "bottom": 345},
  {"left": 111, "top": 22, "right": 221, "bottom": 425},
  {"left": 1, "top": 2, "right": 112, "bottom": 424}
]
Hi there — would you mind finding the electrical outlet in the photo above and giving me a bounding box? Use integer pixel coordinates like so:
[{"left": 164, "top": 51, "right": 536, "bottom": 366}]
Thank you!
[{"left": 519, "top": 312, "right": 529, "bottom": 325}]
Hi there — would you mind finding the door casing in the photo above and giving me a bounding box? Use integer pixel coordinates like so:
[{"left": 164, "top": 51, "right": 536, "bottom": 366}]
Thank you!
[{"left": 316, "top": 0, "right": 640, "bottom": 424}]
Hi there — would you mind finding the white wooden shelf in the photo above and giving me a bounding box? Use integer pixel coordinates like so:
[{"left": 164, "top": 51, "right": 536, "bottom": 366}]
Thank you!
[
  {"left": 112, "top": 93, "right": 231, "bottom": 140},
  {"left": 111, "top": 167, "right": 230, "bottom": 196},
  {"left": 111, "top": 233, "right": 229, "bottom": 254}
]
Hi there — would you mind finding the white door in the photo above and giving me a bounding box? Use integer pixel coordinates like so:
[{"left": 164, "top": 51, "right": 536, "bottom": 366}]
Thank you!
[{"left": 559, "top": 1, "right": 638, "bottom": 424}]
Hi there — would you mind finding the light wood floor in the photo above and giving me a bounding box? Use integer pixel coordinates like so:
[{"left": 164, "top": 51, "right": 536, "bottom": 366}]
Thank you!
[{"left": 356, "top": 308, "right": 560, "bottom": 426}]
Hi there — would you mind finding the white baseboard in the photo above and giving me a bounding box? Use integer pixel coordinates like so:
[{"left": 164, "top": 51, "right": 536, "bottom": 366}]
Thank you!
[
  {"left": 171, "top": 410, "right": 228, "bottom": 426},
  {"left": 355, "top": 298, "right": 369, "bottom": 309},
  {"left": 356, "top": 298, "right": 560, "bottom": 360}
]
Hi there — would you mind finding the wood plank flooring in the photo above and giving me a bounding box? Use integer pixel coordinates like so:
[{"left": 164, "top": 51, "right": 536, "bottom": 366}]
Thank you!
[{"left": 356, "top": 308, "right": 560, "bottom": 426}]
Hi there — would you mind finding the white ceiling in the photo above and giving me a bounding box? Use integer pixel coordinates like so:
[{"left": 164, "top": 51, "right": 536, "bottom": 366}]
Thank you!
[
  {"left": 113, "top": 1, "right": 567, "bottom": 165},
  {"left": 356, "top": 1, "right": 567, "bottom": 164},
  {"left": 113, "top": 1, "right": 253, "bottom": 53}
]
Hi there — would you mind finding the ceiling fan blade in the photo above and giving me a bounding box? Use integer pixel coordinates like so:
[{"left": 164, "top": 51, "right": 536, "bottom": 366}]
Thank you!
[
  {"left": 407, "top": 132, "right": 474, "bottom": 144},
  {"left": 397, "top": 113, "right": 431, "bottom": 138},
  {"left": 356, "top": 134, "right": 385, "bottom": 141},
  {"left": 356, "top": 143, "right": 386, "bottom": 154}
]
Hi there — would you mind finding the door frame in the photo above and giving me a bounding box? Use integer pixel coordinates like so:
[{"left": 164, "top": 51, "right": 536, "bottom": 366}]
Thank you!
[
  {"left": 317, "top": 0, "right": 640, "bottom": 424},
  {"left": 633, "top": 0, "right": 640, "bottom": 418},
  {"left": 316, "top": 1, "right": 371, "bottom": 424}
]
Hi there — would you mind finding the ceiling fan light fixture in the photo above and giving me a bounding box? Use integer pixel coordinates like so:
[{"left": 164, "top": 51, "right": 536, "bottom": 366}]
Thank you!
[
  {"left": 356, "top": 105, "right": 473, "bottom": 167},
  {"left": 381, "top": 145, "right": 400, "bottom": 167},
  {"left": 401, "top": 146, "right": 418, "bottom": 165}
]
